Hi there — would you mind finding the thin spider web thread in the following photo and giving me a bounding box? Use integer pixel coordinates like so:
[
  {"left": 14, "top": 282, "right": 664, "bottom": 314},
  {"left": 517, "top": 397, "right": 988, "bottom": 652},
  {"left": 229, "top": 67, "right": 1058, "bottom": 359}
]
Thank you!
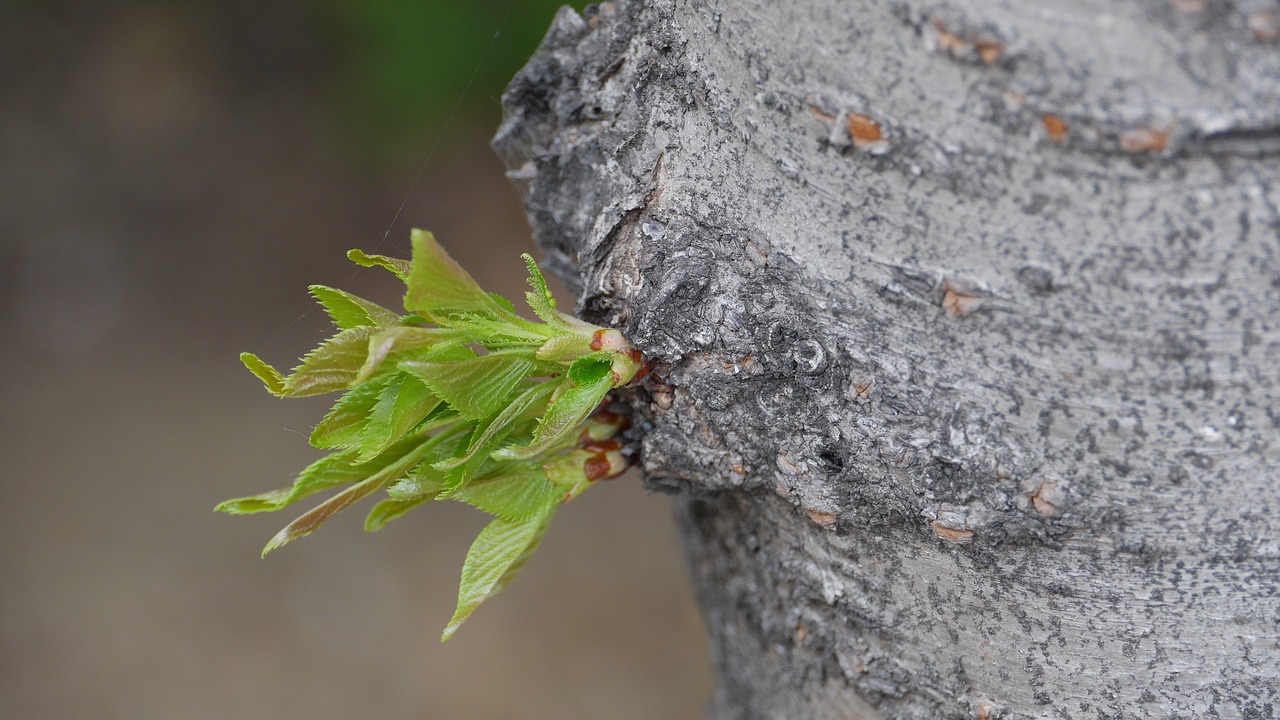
[
  {"left": 258, "top": 1, "right": 517, "bottom": 352},
  {"left": 369, "top": 0, "right": 516, "bottom": 258}
]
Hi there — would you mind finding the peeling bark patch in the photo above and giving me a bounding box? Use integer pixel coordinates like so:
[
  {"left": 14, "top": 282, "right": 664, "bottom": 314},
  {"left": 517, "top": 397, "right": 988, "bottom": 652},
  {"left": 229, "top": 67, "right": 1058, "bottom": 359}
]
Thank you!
[
  {"left": 1247, "top": 9, "right": 1279, "bottom": 42},
  {"left": 586, "top": 4, "right": 618, "bottom": 31},
  {"left": 930, "top": 521, "right": 974, "bottom": 544},
  {"left": 1024, "top": 480, "right": 1062, "bottom": 517},
  {"left": 776, "top": 452, "right": 803, "bottom": 475},
  {"left": 805, "top": 93, "right": 838, "bottom": 121},
  {"left": 846, "top": 112, "right": 888, "bottom": 151},
  {"left": 806, "top": 507, "right": 838, "bottom": 528},
  {"left": 926, "top": 16, "right": 1004, "bottom": 66},
  {"left": 1040, "top": 114, "right": 1068, "bottom": 143},
  {"left": 973, "top": 38, "right": 1004, "bottom": 66},
  {"left": 1120, "top": 126, "right": 1172, "bottom": 154},
  {"left": 808, "top": 103, "right": 835, "bottom": 122},
  {"left": 942, "top": 281, "right": 985, "bottom": 317},
  {"left": 808, "top": 94, "right": 893, "bottom": 155}
]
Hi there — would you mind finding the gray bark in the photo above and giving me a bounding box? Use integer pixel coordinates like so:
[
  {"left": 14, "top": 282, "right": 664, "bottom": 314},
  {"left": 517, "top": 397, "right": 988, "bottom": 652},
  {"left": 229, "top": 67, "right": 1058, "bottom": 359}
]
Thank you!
[{"left": 494, "top": 1, "right": 1280, "bottom": 718}]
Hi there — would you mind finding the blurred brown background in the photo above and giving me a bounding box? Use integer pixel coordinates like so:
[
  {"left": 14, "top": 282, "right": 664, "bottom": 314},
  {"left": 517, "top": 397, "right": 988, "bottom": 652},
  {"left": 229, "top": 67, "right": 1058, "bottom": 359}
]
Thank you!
[{"left": 0, "top": 1, "right": 710, "bottom": 717}]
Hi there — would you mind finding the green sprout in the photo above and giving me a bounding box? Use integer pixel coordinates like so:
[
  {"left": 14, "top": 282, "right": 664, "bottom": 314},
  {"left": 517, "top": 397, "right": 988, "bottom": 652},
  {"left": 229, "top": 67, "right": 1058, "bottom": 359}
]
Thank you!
[{"left": 218, "top": 230, "right": 645, "bottom": 640}]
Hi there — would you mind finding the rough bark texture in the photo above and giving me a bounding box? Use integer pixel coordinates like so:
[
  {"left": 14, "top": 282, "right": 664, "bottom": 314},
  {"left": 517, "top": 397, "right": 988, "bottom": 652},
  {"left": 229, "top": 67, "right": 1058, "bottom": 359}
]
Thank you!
[{"left": 494, "top": 1, "right": 1280, "bottom": 718}]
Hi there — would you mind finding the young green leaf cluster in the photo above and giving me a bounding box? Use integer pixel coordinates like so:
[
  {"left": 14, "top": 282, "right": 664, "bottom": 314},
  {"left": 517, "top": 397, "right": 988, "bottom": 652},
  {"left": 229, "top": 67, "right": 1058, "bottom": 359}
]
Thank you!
[{"left": 218, "top": 230, "right": 644, "bottom": 640}]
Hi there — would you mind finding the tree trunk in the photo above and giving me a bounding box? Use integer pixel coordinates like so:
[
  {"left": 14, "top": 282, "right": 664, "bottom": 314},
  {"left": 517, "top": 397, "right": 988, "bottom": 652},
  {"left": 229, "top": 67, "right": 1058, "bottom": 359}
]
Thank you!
[{"left": 493, "top": 1, "right": 1280, "bottom": 717}]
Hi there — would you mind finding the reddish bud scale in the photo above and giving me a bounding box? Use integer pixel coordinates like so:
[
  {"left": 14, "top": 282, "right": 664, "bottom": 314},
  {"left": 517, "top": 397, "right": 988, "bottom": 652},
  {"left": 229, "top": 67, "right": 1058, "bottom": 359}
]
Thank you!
[
  {"left": 1041, "top": 114, "right": 1068, "bottom": 143},
  {"left": 582, "top": 439, "right": 623, "bottom": 453},
  {"left": 592, "top": 410, "right": 623, "bottom": 426},
  {"left": 631, "top": 358, "right": 656, "bottom": 384},
  {"left": 584, "top": 455, "right": 614, "bottom": 481},
  {"left": 846, "top": 113, "right": 884, "bottom": 145},
  {"left": 590, "top": 328, "right": 629, "bottom": 353},
  {"left": 579, "top": 407, "right": 630, "bottom": 445},
  {"left": 583, "top": 447, "right": 630, "bottom": 481}
]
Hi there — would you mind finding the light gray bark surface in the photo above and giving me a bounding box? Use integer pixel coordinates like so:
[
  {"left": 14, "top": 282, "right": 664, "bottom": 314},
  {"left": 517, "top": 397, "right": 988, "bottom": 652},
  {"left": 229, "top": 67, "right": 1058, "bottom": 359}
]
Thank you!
[{"left": 494, "top": 1, "right": 1280, "bottom": 717}]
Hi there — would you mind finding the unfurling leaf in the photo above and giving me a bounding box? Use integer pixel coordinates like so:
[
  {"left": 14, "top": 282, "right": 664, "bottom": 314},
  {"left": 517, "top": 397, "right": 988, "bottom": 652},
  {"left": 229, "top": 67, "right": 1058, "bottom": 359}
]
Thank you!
[
  {"left": 262, "top": 474, "right": 388, "bottom": 556},
  {"left": 404, "top": 229, "right": 509, "bottom": 322},
  {"left": 219, "top": 428, "right": 439, "bottom": 516},
  {"left": 568, "top": 354, "right": 612, "bottom": 385},
  {"left": 432, "top": 381, "right": 558, "bottom": 477},
  {"left": 347, "top": 249, "right": 410, "bottom": 279},
  {"left": 494, "top": 371, "right": 614, "bottom": 460},
  {"left": 240, "top": 352, "right": 286, "bottom": 396},
  {"left": 364, "top": 494, "right": 436, "bottom": 532},
  {"left": 358, "top": 374, "right": 438, "bottom": 461},
  {"left": 309, "top": 378, "right": 390, "bottom": 450},
  {"left": 216, "top": 450, "right": 362, "bottom": 515},
  {"left": 521, "top": 253, "right": 566, "bottom": 328},
  {"left": 309, "top": 285, "right": 403, "bottom": 329},
  {"left": 355, "top": 326, "right": 457, "bottom": 383},
  {"left": 224, "top": 229, "right": 644, "bottom": 640},
  {"left": 282, "top": 326, "right": 378, "bottom": 397}
]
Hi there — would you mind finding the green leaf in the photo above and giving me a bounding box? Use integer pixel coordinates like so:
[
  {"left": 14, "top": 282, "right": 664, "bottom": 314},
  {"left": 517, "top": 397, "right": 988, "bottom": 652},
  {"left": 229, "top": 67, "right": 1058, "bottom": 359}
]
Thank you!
[
  {"left": 282, "top": 326, "right": 378, "bottom": 397},
  {"left": 568, "top": 353, "right": 612, "bottom": 385},
  {"left": 404, "top": 229, "right": 510, "bottom": 322},
  {"left": 262, "top": 473, "right": 388, "bottom": 556},
  {"left": 309, "top": 285, "right": 403, "bottom": 329},
  {"left": 358, "top": 374, "right": 439, "bottom": 461},
  {"left": 310, "top": 377, "right": 391, "bottom": 449},
  {"left": 348, "top": 249, "right": 410, "bottom": 280},
  {"left": 364, "top": 493, "right": 437, "bottom": 532},
  {"left": 385, "top": 467, "right": 447, "bottom": 502},
  {"left": 433, "top": 380, "right": 558, "bottom": 476},
  {"left": 220, "top": 421, "right": 454, "bottom": 517},
  {"left": 521, "top": 253, "right": 594, "bottom": 331},
  {"left": 386, "top": 430, "right": 474, "bottom": 500},
  {"left": 534, "top": 333, "right": 594, "bottom": 364},
  {"left": 229, "top": 231, "right": 646, "bottom": 639},
  {"left": 356, "top": 326, "right": 460, "bottom": 384},
  {"left": 402, "top": 353, "right": 537, "bottom": 420},
  {"left": 260, "top": 429, "right": 453, "bottom": 554},
  {"left": 435, "top": 312, "right": 549, "bottom": 348},
  {"left": 521, "top": 253, "right": 561, "bottom": 325},
  {"left": 240, "top": 352, "right": 286, "bottom": 397},
  {"left": 441, "top": 504, "right": 556, "bottom": 641},
  {"left": 451, "top": 470, "right": 563, "bottom": 521},
  {"left": 216, "top": 449, "right": 363, "bottom": 514},
  {"left": 494, "top": 372, "right": 614, "bottom": 460}
]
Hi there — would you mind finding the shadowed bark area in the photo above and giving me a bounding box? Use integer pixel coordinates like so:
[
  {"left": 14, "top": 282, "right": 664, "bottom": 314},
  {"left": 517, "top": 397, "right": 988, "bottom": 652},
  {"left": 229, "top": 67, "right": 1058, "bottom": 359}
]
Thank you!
[{"left": 494, "top": 1, "right": 1280, "bottom": 717}]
